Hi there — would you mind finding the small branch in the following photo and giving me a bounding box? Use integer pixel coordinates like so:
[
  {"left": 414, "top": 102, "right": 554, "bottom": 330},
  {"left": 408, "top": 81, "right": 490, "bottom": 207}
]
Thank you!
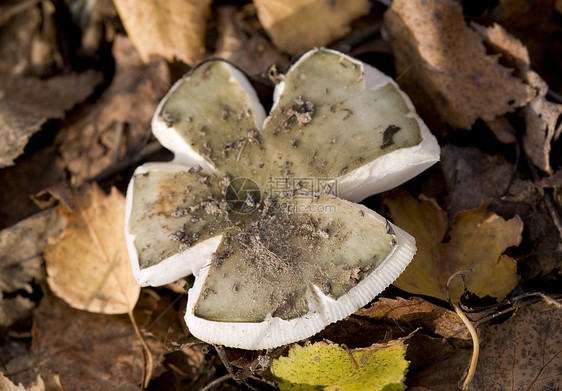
[
  {"left": 88, "top": 141, "right": 164, "bottom": 183},
  {"left": 128, "top": 310, "right": 154, "bottom": 389},
  {"left": 200, "top": 373, "right": 234, "bottom": 391}
]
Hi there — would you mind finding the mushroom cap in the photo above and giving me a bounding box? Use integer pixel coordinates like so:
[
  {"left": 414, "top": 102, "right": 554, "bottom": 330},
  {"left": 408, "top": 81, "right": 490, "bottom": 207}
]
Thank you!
[{"left": 124, "top": 48, "right": 440, "bottom": 348}]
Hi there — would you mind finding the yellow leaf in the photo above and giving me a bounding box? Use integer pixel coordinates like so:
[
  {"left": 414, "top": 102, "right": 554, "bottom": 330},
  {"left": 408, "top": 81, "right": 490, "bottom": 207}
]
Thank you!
[
  {"left": 271, "top": 340, "right": 408, "bottom": 391},
  {"left": 45, "top": 185, "right": 139, "bottom": 314},
  {"left": 254, "top": 0, "right": 369, "bottom": 55},
  {"left": 384, "top": 190, "right": 522, "bottom": 301},
  {"left": 112, "top": 0, "right": 211, "bottom": 65}
]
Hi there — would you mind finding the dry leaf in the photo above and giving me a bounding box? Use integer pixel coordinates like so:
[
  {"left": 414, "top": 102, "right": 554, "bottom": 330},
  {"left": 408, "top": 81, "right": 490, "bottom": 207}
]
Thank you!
[
  {"left": 440, "top": 145, "right": 562, "bottom": 279},
  {"left": 406, "top": 348, "right": 472, "bottom": 390},
  {"left": 356, "top": 297, "right": 470, "bottom": 341},
  {"left": 254, "top": 0, "right": 369, "bottom": 55},
  {"left": 523, "top": 97, "right": 562, "bottom": 174},
  {"left": 0, "top": 296, "right": 34, "bottom": 329},
  {"left": 0, "top": 1, "right": 63, "bottom": 76},
  {"left": 469, "top": 301, "right": 562, "bottom": 390},
  {"left": 472, "top": 22, "right": 562, "bottom": 173},
  {"left": 5, "top": 293, "right": 161, "bottom": 391},
  {"left": 44, "top": 184, "right": 139, "bottom": 314},
  {"left": 536, "top": 169, "right": 562, "bottom": 188},
  {"left": 0, "top": 144, "right": 66, "bottom": 230},
  {"left": 490, "top": 0, "right": 562, "bottom": 92},
  {"left": 384, "top": 0, "right": 536, "bottom": 130},
  {"left": 384, "top": 190, "right": 522, "bottom": 301},
  {"left": 0, "top": 210, "right": 65, "bottom": 294},
  {"left": 0, "top": 372, "right": 26, "bottom": 391},
  {"left": 215, "top": 6, "right": 289, "bottom": 76},
  {"left": 56, "top": 35, "right": 170, "bottom": 183},
  {"left": 0, "top": 70, "right": 103, "bottom": 168},
  {"left": 112, "top": 0, "right": 210, "bottom": 65}
]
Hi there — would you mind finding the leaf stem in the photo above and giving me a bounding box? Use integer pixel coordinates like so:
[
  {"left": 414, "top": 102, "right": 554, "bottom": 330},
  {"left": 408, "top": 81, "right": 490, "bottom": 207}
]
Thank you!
[
  {"left": 452, "top": 302, "right": 480, "bottom": 390},
  {"left": 128, "top": 310, "right": 153, "bottom": 389}
]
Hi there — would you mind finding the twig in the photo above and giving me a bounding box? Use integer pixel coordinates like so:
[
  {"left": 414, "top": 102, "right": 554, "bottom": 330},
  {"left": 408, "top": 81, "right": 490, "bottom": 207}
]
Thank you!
[
  {"left": 330, "top": 22, "right": 383, "bottom": 53},
  {"left": 88, "top": 141, "right": 164, "bottom": 183},
  {"left": 547, "top": 88, "right": 562, "bottom": 104},
  {"left": 200, "top": 373, "right": 234, "bottom": 391}
]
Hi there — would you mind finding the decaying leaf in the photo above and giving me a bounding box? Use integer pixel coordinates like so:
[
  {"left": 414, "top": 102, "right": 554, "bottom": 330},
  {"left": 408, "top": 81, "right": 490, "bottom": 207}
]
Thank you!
[
  {"left": 44, "top": 184, "right": 139, "bottom": 314},
  {"left": 440, "top": 145, "right": 562, "bottom": 279},
  {"left": 384, "top": 190, "right": 523, "bottom": 301},
  {"left": 271, "top": 339, "right": 408, "bottom": 391},
  {"left": 0, "top": 70, "right": 103, "bottom": 168},
  {"left": 0, "top": 372, "right": 26, "bottom": 391},
  {"left": 406, "top": 348, "right": 472, "bottom": 391},
  {"left": 522, "top": 96, "right": 562, "bottom": 174},
  {"left": 469, "top": 301, "right": 562, "bottom": 391},
  {"left": 254, "top": 0, "right": 369, "bottom": 55},
  {"left": 5, "top": 293, "right": 162, "bottom": 391},
  {"left": 0, "top": 296, "right": 34, "bottom": 329},
  {"left": 0, "top": 1, "right": 63, "bottom": 76},
  {"left": 112, "top": 0, "right": 210, "bottom": 66},
  {"left": 472, "top": 22, "right": 562, "bottom": 174},
  {"left": 0, "top": 209, "right": 65, "bottom": 294},
  {"left": 0, "top": 369, "right": 63, "bottom": 391},
  {"left": 56, "top": 35, "right": 170, "bottom": 183},
  {"left": 384, "top": 0, "right": 536, "bottom": 130},
  {"left": 356, "top": 297, "right": 470, "bottom": 341},
  {"left": 215, "top": 6, "right": 289, "bottom": 76}
]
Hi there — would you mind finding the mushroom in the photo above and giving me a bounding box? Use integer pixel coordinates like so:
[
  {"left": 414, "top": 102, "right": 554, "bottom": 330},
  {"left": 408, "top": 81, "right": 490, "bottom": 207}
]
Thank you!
[{"left": 125, "top": 48, "right": 440, "bottom": 349}]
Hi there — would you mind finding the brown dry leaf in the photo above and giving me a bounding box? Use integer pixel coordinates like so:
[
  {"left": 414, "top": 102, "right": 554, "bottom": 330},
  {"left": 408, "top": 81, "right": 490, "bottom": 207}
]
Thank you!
[
  {"left": 468, "top": 301, "right": 562, "bottom": 390},
  {"left": 0, "top": 144, "right": 66, "bottom": 230},
  {"left": 56, "top": 35, "right": 170, "bottom": 183},
  {"left": 384, "top": 190, "right": 522, "bottom": 301},
  {"left": 523, "top": 97, "right": 562, "bottom": 174},
  {"left": 0, "top": 210, "right": 65, "bottom": 294},
  {"left": 215, "top": 6, "right": 289, "bottom": 76},
  {"left": 0, "top": 296, "right": 35, "bottom": 329},
  {"left": 0, "top": 370, "right": 62, "bottom": 391},
  {"left": 44, "top": 184, "right": 139, "bottom": 314},
  {"left": 440, "top": 145, "right": 562, "bottom": 279},
  {"left": 5, "top": 293, "right": 164, "bottom": 391},
  {"left": 536, "top": 169, "right": 562, "bottom": 188},
  {"left": 0, "top": 70, "right": 103, "bottom": 168},
  {"left": 254, "top": 0, "right": 369, "bottom": 55},
  {"left": 406, "top": 348, "right": 472, "bottom": 391},
  {"left": 356, "top": 297, "right": 470, "bottom": 341},
  {"left": 472, "top": 22, "right": 562, "bottom": 174},
  {"left": 0, "top": 1, "right": 63, "bottom": 76},
  {"left": 384, "top": 0, "right": 536, "bottom": 130},
  {"left": 491, "top": 0, "right": 562, "bottom": 92},
  {"left": 113, "top": 0, "right": 210, "bottom": 66},
  {"left": 0, "top": 372, "right": 26, "bottom": 391}
]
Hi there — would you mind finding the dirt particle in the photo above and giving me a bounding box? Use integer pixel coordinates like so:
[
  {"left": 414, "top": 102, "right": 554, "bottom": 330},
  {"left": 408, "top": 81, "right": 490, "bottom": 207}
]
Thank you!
[
  {"left": 272, "top": 296, "right": 292, "bottom": 318},
  {"left": 188, "top": 165, "right": 202, "bottom": 174},
  {"left": 277, "top": 96, "right": 315, "bottom": 133},
  {"left": 337, "top": 267, "right": 361, "bottom": 286},
  {"left": 381, "top": 125, "right": 401, "bottom": 149}
]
